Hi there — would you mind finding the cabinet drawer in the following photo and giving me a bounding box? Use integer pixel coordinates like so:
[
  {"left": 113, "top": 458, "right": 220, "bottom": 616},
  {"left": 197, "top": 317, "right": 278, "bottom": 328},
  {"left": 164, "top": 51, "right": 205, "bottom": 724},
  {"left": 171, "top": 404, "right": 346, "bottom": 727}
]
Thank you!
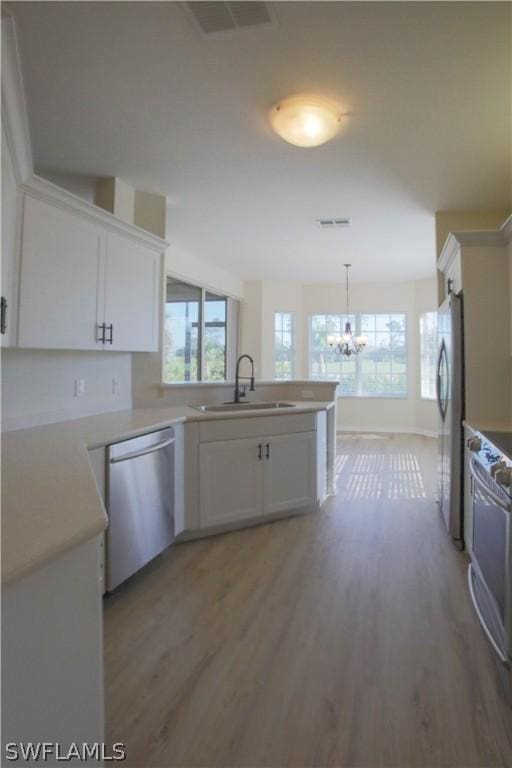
[{"left": 198, "top": 412, "right": 316, "bottom": 443}]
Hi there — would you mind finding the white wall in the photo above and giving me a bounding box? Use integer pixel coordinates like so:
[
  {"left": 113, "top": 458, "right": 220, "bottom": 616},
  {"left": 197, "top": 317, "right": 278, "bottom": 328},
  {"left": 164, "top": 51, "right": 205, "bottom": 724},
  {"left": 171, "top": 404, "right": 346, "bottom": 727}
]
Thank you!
[
  {"left": 2, "top": 349, "right": 132, "bottom": 430},
  {"left": 166, "top": 244, "right": 243, "bottom": 300},
  {"left": 240, "top": 277, "right": 438, "bottom": 436}
]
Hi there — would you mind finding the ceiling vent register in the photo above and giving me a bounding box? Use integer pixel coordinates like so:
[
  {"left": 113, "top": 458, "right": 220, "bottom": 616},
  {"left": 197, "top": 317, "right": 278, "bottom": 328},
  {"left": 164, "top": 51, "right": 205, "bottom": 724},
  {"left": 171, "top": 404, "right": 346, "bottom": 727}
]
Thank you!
[
  {"left": 317, "top": 218, "right": 351, "bottom": 229},
  {"left": 183, "top": 2, "right": 275, "bottom": 35}
]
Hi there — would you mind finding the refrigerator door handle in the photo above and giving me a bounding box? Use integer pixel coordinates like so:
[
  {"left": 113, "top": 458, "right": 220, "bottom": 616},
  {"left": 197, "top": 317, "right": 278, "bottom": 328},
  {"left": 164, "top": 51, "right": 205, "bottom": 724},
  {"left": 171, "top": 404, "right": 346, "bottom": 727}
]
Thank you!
[{"left": 436, "top": 339, "right": 448, "bottom": 421}]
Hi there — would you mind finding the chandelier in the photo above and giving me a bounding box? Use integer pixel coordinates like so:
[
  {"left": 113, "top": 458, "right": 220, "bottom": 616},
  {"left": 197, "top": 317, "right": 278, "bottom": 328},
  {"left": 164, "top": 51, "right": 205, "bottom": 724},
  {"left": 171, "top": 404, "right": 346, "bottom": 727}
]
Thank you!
[{"left": 327, "top": 264, "right": 368, "bottom": 356}]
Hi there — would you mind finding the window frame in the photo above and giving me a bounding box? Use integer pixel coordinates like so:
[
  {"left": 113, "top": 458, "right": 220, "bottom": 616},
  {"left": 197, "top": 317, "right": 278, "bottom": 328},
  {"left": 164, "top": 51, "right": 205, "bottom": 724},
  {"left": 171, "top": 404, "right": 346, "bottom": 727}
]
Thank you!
[
  {"left": 308, "top": 312, "right": 408, "bottom": 398},
  {"left": 419, "top": 310, "right": 438, "bottom": 401},
  {"left": 162, "top": 273, "right": 235, "bottom": 384},
  {"left": 273, "top": 311, "right": 296, "bottom": 381}
]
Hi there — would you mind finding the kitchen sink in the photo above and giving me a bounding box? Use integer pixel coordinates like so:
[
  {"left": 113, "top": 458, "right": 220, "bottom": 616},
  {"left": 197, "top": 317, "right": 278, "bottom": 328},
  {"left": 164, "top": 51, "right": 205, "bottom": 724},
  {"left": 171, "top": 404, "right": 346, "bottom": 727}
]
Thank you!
[{"left": 195, "top": 401, "right": 296, "bottom": 413}]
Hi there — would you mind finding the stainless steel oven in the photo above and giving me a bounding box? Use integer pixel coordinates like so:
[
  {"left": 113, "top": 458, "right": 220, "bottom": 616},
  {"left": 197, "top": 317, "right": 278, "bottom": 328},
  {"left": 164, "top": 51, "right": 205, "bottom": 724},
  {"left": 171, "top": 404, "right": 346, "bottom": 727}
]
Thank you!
[
  {"left": 469, "top": 457, "right": 511, "bottom": 662},
  {"left": 467, "top": 431, "right": 512, "bottom": 701}
]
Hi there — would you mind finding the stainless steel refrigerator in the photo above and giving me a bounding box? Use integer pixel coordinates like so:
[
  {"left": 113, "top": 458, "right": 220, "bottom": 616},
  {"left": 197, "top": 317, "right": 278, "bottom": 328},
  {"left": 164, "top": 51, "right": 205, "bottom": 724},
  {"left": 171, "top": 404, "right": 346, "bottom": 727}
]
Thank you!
[{"left": 436, "top": 292, "right": 464, "bottom": 548}]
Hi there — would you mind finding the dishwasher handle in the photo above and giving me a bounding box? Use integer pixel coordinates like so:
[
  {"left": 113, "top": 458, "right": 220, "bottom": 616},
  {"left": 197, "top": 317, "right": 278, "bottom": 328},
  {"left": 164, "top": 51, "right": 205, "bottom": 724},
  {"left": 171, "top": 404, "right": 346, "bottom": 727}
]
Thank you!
[{"left": 109, "top": 435, "right": 175, "bottom": 464}]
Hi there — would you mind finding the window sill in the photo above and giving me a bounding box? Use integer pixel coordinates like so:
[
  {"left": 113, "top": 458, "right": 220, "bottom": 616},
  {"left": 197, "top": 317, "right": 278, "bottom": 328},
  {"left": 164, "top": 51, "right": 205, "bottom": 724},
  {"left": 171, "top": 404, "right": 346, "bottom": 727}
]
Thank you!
[
  {"left": 160, "top": 379, "right": 341, "bottom": 389},
  {"left": 336, "top": 394, "right": 409, "bottom": 400},
  {"left": 161, "top": 380, "right": 233, "bottom": 388}
]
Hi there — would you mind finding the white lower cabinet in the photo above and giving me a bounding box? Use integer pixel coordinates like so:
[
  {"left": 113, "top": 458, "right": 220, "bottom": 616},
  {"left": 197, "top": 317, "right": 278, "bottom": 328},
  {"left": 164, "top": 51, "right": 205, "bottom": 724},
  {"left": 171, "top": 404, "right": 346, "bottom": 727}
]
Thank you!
[
  {"left": 199, "top": 436, "right": 264, "bottom": 526},
  {"left": 3, "top": 537, "right": 104, "bottom": 752},
  {"left": 263, "top": 431, "right": 317, "bottom": 515},
  {"left": 199, "top": 431, "right": 317, "bottom": 527}
]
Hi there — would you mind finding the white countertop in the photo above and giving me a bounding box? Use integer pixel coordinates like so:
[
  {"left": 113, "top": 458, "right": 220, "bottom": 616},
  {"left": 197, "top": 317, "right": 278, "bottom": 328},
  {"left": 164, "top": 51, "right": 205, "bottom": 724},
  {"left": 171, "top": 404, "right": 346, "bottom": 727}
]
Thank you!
[{"left": 2, "top": 401, "right": 334, "bottom": 586}]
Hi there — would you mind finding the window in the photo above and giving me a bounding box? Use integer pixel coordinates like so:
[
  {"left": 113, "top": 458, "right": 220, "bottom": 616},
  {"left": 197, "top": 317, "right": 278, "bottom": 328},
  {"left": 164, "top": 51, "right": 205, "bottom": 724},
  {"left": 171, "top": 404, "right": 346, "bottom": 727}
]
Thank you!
[
  {"left": 274, "top": 312, "right": 295, "bottom": 380},
  {"left": 204, "top": 292, "right": 227, "bottom": 381},
  {"left": 310, "top": 313, "right": 407, "bottom": 397},
  {"left": 164, "top": 277, "right": 233, "bottom": 383},
  {"left": 420, "top": 311, "right": 438, "bottom": 400}
]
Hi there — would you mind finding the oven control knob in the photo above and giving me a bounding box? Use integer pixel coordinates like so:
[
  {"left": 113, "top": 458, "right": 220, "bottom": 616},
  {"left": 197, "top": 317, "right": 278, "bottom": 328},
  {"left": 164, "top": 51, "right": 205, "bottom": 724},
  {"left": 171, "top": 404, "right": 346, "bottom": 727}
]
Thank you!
[
  {"left": 494, "top": 467, "right": 512, "bottom": 487},
  {"left": 467, "top": 436, "right": 482, "bottom": 452},
  {"left": 490, "top": 460, "right": 507, "bottom": 478}
]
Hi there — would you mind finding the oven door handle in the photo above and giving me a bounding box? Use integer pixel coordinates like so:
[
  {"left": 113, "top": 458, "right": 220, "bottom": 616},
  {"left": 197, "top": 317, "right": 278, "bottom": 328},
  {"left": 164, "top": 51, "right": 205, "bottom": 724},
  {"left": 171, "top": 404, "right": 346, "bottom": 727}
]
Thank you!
[
  {"left": 467, "top": 565, "right": 510, "bottom": 667},
  {"left": 469, "top": 460, "right": 511, "bottom": 512}
]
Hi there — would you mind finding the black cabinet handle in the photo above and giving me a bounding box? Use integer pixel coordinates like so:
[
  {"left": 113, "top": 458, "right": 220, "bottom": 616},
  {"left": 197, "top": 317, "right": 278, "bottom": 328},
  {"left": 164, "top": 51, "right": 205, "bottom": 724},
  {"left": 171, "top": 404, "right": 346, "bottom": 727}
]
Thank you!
[
  {"left": 266, "top": 442, "right": 270, "bottom": 460},
  {"left": 258, "top": 443, "right": 262, "bottom": 460},
  {"left": 96, "top": 322, "right": 106, "bottom": 344},
  {"left": 106, "top": 324, "right": 113, "bottom": 344},
  {"left": 0, "top": 296, "right": 7, "bottom": 335}
]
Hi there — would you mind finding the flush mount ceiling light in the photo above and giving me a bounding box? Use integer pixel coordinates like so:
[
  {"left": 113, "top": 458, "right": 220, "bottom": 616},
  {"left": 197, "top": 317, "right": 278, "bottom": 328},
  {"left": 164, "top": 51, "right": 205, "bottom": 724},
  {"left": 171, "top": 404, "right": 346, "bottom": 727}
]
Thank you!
[{"left": 269, "top": 94, "right": 343, "bottom": 147}]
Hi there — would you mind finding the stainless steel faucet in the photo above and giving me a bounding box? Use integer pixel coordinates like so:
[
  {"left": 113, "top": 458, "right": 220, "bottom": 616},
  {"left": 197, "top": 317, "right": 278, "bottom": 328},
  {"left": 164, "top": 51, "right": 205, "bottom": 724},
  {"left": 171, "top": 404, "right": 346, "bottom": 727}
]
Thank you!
[{"left": 234, "top": 354, "right": 255, "bottom": 403}]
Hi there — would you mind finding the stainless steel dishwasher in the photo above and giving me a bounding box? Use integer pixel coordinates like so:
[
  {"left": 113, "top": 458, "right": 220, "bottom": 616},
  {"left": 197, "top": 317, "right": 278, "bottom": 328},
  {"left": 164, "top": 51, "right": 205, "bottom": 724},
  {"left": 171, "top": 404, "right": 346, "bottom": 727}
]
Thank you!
[{"left": 106, "top": 427, "right": 175, "bottom": 591}]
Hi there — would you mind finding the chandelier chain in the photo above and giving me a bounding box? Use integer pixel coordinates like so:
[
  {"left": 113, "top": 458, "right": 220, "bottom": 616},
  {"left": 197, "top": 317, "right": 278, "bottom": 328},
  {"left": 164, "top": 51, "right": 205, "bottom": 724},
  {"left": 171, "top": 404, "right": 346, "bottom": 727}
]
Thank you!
[{"left": 327, "top": 263, "right": 368, "bottom": 357}]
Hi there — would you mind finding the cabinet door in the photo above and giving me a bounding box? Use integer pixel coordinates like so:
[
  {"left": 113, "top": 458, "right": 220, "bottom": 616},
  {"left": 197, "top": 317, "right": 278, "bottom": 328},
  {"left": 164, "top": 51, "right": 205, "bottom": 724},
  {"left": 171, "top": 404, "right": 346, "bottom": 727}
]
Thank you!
[
  {"left": 199, "top": 437, "right": 264, "bottom": 526},
  {"left": 103, "top": 231, "right": 160, "bottom": 352},
  {"left": 264, "top": 431, "right": 317, "bottom": 515},
  {"left": 1, "top": 124, "right": 19, "bottom": 347},
  {"left": 445, "top": 253, "right": 462, "bottom": 296},
  {"left": 18, "top": 196, "right": 104, "bottom": 350}
]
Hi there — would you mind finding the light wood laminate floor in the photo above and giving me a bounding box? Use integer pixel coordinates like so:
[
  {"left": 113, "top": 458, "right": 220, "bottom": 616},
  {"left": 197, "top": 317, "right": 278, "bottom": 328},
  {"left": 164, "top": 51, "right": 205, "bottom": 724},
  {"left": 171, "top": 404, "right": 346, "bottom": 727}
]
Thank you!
[{"left": 105, "top": 434, "right": 512, "bottom": 768}]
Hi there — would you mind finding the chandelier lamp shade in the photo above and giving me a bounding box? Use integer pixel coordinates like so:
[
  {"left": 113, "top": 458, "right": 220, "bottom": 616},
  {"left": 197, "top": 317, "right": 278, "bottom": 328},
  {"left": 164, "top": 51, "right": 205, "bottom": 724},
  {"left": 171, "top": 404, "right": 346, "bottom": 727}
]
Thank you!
[
  {"left": 327, "top": 264, "right": 368, "bottom": 356},
  {"left": 269, "top": 94, "right": 343, "bottom": 147}
]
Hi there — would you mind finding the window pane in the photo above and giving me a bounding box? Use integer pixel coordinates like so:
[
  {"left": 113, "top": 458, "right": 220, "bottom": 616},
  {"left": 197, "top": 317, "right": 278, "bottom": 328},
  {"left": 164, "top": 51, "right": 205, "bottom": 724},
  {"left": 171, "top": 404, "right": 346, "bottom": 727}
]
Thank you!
[
  {"left": 360, "top": 314, "right": 375, "bottom": 333},
  {"left": 281, "top": 331, "right": 292, "bottom": 350},
  {"left": 163, "top": 281, "right": 231, "bottom": 383},
  {"left": 204, "top": 292, "right": 227, "bottom": 381},
  {"left": 310, "top": 313, "right": 407, "bottom": 397},
  {"left": 164, "top": 278, "right": 201, "bottom": 382},
  {"left": 205, "top": 294, "right": 226, "bottom": 323},
  {"left": 312, "top": 315, "right": 326, "bottom": 332},
  {"left": 420, "top": 311, "right": 438, "bottom": 399},
  {"left": 274, "top": 312, "right": 295, "bottom": 380}
]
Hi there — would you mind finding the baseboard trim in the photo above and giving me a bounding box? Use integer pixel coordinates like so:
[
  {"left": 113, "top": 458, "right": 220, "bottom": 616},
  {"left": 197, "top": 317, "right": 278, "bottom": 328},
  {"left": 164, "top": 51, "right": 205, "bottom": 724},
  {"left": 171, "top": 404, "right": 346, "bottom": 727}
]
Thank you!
[
  {"left": 2, "top": 399, "right": 133, "bottom": 432},
  {"left": 336, "top": 426, "right": 437, "bottom": 438}
]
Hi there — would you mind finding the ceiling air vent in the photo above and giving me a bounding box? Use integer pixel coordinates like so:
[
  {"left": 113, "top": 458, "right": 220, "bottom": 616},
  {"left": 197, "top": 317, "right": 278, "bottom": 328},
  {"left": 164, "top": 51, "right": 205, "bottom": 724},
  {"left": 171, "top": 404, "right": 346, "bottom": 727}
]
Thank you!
[
  {"left": 317, "top": 218, "right": 351, "bottom": 229},
  {"left": 182, "top": 2, "right": 275, "bottom": 35}
]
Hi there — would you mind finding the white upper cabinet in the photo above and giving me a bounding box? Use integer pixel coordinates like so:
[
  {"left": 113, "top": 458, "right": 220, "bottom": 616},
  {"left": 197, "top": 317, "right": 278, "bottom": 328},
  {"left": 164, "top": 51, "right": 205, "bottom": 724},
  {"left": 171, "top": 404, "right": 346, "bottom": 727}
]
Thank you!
[
  {"left": 18, "top": 196, "right": 104, "bottom": 350},
  {"left": 104, "top": 232, "right": 159, "bottom": 352},
  {"left": 17, "top": 186, "right": 165, "bottom": 352},
  {"left": 1, "top": 122, "right": 19, "bottom": 347}
]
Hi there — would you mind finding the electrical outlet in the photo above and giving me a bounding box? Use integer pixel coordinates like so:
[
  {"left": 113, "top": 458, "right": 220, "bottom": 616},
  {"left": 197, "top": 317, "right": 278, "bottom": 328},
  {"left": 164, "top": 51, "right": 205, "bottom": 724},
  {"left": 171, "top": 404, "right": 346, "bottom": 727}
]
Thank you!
[
  {"left": 112, "top": 377, "right": 120, "bottom": 397},
  {"left": 302, "top": 389, "right": 314, "bottom": 399},
  {"left": 74, "top": 378, "right": 85, "bottom": 397}
]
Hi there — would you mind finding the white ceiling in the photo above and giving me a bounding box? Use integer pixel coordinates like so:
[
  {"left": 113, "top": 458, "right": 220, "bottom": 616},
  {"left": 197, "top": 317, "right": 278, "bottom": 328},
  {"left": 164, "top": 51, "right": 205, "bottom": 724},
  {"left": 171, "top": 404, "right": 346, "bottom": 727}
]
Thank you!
[{"left": 11, "top": 1, "right": 512, "bottom": 283}]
